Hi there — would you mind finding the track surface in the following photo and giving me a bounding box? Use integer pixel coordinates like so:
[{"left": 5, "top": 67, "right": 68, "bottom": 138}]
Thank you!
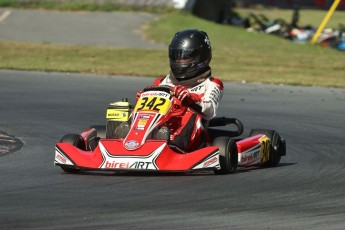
[
  {"left": 0, "top": 8, "right": 163, "bottom": 48},
  {"left": 0, "top": 70, "right": 345, "bottom": 229}
]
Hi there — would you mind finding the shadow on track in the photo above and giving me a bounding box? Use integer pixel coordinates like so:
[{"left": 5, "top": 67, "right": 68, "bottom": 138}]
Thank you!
[
  {"left": 55, "top": 163, "right": 297, "bottom": 177},
  {"left": 235, "top": 162, "right": 297, "bottom": 174}
]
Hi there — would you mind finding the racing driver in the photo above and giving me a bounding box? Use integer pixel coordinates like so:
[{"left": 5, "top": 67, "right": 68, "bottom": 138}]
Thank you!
[{"left": 138, "top": 29, "right": 223, "bottom": 152}]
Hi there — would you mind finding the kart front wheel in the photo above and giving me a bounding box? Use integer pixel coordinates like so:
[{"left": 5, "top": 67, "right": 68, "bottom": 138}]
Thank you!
[
  {"left": 213, "top": 137, "right": 238, "bottom": 175},
  {"left": 250, "top": 129, "right": 285, "bottom": 167},
  {"left": 59, "top": 134, "right": 84, "bottom": 173}
]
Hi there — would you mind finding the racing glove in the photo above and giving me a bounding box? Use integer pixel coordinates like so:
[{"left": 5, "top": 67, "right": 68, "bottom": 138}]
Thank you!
[{"left": 172, "top": 85, "right": 199, "bottom": 105}]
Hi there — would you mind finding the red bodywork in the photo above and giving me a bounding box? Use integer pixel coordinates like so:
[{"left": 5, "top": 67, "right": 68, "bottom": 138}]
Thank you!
[
  {"left": 55, "top": 89, "right": 221, "bottom": 172},
  {"left": 55, "top": 139, "right": 220, "bottom": 172},
  {"left": 55, "top": 132, "right": 268, "bottom": 172},
  {"left": 55, "top": 88, "right": 271, "bottom": 173}
]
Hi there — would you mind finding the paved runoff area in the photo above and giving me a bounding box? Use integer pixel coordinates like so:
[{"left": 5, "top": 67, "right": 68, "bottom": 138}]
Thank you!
[{"left": 0, "top": 8, "right": 165, "bottom": 48}]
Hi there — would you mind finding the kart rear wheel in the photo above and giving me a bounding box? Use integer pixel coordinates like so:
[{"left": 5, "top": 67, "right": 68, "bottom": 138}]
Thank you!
[
  {"left": 249, "top": 129, "right": 284, "bottom": 167},
  {"left": 213, "top": 137, "right": 238, "bottom": 175},
  {"left": 59, "top": 134, "right": 84, "bottom": 173}
]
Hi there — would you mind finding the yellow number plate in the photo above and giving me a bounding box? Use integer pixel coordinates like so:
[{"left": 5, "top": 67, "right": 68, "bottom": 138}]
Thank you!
[
  {"left": 134, "top": 96, "right": 171, "bottom": 114},
  {"left": 259, "top": 135, "right": 270, "bottom": 162},
  {"left": 106, "top": 109, "right": 129, "bottom": 121}
]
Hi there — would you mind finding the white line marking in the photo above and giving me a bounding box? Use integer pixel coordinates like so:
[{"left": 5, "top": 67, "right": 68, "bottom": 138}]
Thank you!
[{"left": 0, "top": 10, "right": 11, "bottom": 23}]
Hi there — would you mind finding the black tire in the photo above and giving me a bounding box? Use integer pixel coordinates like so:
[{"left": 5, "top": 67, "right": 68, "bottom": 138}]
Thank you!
[
  {"left": 89, "top": 125, "right": 106, "bottom": 138},
  {"left": 213, "top": 137, "right": 238, "bottom": 175},
  {"left": 249, "top": 129, "right": 283, "bottom": 167},
  {"left": 59, "top": 134, "right": 84, "bottom": 173}
]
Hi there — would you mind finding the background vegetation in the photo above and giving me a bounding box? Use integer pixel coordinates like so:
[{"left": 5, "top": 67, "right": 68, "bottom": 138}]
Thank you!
[
  {"left": 236, "top": 7, "right": 345, "bottom": 29},
  {"left": 0, "top": 3, "right": 344, "bottom": 87},
  {"left": 0, "top": 0, "right": 177, "bottom": 13},
  {"left": 146, "top": 13, "right": 345, "bottom": 87}
]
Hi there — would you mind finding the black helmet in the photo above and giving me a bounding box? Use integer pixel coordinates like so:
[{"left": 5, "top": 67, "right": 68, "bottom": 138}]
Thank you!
[{"left": 169, "top": 29, "right": 212, "bottom": 81}]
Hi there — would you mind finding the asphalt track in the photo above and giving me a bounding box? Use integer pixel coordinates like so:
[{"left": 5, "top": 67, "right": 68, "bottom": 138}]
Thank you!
[
  {"left": 0, "top": 8, "right": 164, "bottom": 48},
  {"left": 1, "top": 70, "right": 345, "bottom": 229}
]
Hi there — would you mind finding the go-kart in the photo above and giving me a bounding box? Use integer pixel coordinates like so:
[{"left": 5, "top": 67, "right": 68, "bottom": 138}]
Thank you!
[{"left": 55, "top": 86, "right": 286, "bottom": 174}]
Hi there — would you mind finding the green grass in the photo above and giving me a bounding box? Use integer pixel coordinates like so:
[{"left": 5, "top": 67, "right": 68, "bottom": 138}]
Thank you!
[
  {"left": 0, "top": 42, "right": 169, "bottom": 76},
  {"left": 235, "top": 8, "right": 345, "bottom": 29},
  {"left": 0, "top": 12, "right": 345, "bottom": 88},
  {"left": 146, "top": 13, "right": 345, "bottom": 87},
  {"left": 0, "top": 0, "right": 177, "bottom": 13}
]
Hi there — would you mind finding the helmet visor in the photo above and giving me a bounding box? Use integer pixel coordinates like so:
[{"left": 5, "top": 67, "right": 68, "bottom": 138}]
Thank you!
[{"left": 169, "top": 48, "right": 199, "bottom": 63}]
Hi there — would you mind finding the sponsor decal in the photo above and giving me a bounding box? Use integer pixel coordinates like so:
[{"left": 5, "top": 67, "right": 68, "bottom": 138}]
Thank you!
[
  {"left": 105, "top": 161, "right": 129, "bottom": 169},
  {"left": 56, "top": 153, "right": 67, "bottom": 164},
  {"left": 129, "top": 161, "right": 152, "bottom": 169},
  {"left": 259, "top": 136, "right": 270, "bottom": 162},
  {"left": 54, "top": 148, "right": 74, "bottom": 166},
  {"left": 177, "top": 40, "right": 185, "bottom": 46},
  {"left": 138, "top": 119, "right": 148, "bottom": 126},
  {"left": 140, "top": 115, "right": 151, "bottom": 119},
  {"left": 204, "top": 36, "right": 211, "bottom": 48},
  {"left": 99, "top": 142, "right": 167, "bottom": 170},
  {"left": 141, "top": 91, "right": 170, "bottom": 98},
  {"left": 104, "top": 160, "right": 153, "bottom": 169},
  {"left": 241, "top": 150, "right": 259, "bottom": 164},
  {"left": 125, "top": 140, "right": 139, "bottom": 150},
  {"left": 192, "top": 151, "right": 219, "bottom": 170},
  {"left": 106, "top": 109, "right": 129, "bottom": 121},
  {"left": 190, "top": 85, "right": 203, "bottom": 92},
  {"left": 239, "top": 144, "right": 261, "bottom": 165},
  {"left": 203, "top": 156, "right": 218, "bottom": 167},
  {"left": 136, "top": 124, "right": 145, "bottom": 130}
]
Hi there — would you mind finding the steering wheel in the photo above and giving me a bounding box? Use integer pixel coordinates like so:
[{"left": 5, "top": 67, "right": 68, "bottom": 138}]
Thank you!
[
  {"left": 170, "top": 97, "right": 187, "bottom": 117},
  {"left": 143, "top": 85, "right": 171, "bottom": 94}
]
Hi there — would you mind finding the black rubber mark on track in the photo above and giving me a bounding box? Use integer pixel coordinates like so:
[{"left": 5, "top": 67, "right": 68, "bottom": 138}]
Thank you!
[{"left": 0, "top": 131, "right": 23, "bottom": 156}]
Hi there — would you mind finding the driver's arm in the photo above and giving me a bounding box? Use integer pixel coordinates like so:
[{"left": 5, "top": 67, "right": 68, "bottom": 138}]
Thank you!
[
  {"left": 172, "top": 80, "right": 223, "bottom": 120},
  {"left": 197, "top": 79, "right": 223, "bottom": 120}
]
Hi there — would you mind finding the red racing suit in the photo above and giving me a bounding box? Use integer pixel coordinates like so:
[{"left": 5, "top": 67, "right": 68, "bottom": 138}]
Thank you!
[{"left": 152, "top": 69, "right": 223, "bottom": 152}]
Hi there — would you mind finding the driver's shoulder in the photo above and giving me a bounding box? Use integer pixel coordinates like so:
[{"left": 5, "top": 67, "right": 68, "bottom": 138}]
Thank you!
[
  {"left": 153, "top": 75, "right": 168, "bottom": 86},
  {"left": 209, "top": 76, "right": 223, "bottom": 90}
]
